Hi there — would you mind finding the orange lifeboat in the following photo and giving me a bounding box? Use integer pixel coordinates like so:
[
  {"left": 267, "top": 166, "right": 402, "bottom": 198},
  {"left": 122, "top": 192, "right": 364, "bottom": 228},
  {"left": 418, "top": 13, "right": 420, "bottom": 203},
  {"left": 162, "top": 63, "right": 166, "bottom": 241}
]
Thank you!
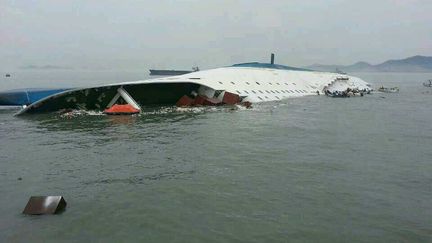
[{"left": 103, "top": 104, "right": 140, "bottom": 115}]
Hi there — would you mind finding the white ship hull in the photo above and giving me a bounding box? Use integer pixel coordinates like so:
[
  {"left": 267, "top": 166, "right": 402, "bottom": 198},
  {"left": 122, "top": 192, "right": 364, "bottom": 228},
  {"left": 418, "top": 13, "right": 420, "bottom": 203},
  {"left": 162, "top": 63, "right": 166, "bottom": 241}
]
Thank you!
[{"left": 16, "top": 63, "right": 372, "bottom": 115}]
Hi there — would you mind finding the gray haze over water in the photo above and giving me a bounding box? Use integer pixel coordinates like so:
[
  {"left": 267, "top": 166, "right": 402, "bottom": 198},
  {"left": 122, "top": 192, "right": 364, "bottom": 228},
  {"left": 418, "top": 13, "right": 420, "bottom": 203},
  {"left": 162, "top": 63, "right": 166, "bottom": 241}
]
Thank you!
[
  {"left": 0, "top": 72, "right": 431, "bottom": 242},
  {"left": 1, "top": 0, "right": 432, "bottom": 71},
  {"left": 1, "top": 1, "right": 432, "bottom": 241}
]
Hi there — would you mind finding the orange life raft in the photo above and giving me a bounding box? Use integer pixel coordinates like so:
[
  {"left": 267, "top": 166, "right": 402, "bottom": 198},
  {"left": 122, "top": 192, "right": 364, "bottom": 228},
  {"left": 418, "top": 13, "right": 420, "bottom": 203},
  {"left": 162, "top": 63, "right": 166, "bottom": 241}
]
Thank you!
[{"left": 103, "top": 104, "right": 140, "bottom": 115}]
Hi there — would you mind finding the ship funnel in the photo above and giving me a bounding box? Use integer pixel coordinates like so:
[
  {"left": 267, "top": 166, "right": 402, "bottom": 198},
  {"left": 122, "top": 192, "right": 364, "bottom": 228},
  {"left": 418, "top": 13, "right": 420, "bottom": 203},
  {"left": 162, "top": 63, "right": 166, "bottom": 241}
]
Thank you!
[{"left": 270, "top": 53, "right": 275, "bottom": 64}]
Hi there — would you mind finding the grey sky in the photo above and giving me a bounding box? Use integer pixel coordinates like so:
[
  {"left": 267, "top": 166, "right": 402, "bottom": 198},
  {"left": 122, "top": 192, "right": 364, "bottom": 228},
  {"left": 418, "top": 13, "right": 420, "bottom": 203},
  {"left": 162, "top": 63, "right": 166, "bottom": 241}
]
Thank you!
[{"left": 1, "top": 0, "right": 432, "bottom": 70}]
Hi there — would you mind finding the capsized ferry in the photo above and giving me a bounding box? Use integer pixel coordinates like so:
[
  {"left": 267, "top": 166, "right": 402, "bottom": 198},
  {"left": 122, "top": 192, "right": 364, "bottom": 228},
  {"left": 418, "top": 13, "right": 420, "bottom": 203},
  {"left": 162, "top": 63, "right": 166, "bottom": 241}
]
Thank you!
[{"left": 16, "top": 55, "right": 372, "bottom": 115}]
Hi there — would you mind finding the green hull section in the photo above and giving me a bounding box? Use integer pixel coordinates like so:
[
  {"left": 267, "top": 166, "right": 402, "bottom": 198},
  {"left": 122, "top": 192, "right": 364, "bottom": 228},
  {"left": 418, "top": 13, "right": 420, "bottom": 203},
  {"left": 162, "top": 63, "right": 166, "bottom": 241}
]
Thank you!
[{"left": 22, "top": 83, "right": 200, "bottom": 114}]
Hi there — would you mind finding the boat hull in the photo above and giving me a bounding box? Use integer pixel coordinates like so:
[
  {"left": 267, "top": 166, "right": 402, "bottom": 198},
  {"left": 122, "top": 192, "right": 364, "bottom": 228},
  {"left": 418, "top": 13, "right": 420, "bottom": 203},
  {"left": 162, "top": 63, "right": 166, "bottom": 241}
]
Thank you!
[
  {"left": 0, "top": 88, "right": 69, "bottom": 106},
  {"left": 16, "top": 64, "right": 372, "bottom": 115},
  {"left": 19, "top": 83, "right": 199, "bottom": 114}
]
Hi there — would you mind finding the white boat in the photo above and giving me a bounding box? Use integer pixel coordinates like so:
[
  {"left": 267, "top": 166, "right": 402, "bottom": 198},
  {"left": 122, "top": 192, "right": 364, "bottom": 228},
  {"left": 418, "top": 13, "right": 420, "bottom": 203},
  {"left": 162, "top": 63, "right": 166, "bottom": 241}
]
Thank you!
[
  {"left": 16, "top": 56, "right": 372, "bottom": 115},
  {"left": 423, "top": 80, "right": 432, "bottom": 87}
]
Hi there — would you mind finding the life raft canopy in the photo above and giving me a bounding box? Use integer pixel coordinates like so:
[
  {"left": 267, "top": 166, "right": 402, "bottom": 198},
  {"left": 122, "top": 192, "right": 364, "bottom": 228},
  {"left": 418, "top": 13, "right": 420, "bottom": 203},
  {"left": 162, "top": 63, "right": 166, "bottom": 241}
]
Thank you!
[{"left": 103, "top": 87, "right": 141, "bottom": 115}]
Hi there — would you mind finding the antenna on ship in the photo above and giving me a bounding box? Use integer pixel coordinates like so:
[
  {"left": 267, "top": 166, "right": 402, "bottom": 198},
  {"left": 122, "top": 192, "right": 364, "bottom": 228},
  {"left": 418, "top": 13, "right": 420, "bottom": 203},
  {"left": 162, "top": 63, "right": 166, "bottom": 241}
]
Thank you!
[{"left": 270, "top": 53, "right": 275, "bottom": 64}]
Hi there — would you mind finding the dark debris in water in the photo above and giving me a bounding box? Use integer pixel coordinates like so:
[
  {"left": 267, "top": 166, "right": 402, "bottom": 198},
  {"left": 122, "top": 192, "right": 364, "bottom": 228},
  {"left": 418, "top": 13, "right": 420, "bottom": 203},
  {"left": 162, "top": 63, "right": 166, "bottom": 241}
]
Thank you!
[{"left": 83, "top": 170, "right": 195, "bottom": 185}]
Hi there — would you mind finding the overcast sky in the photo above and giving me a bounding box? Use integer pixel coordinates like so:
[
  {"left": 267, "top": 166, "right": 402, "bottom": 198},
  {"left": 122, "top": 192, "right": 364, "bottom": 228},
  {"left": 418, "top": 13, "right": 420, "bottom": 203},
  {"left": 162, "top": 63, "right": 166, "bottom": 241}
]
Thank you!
[{"left": 1, "top": 0, "right": 432, "bottom": 70}]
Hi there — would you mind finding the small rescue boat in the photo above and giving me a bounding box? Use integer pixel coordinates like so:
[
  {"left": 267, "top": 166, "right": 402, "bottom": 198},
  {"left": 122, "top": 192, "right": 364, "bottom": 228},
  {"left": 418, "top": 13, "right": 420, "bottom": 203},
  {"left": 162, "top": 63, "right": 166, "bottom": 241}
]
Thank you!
[
  {"left": 423, "top": 80, "right": 432, "bottom": 87},
  {"left": 378, "top": 86, "right": 399, "bottom": 93}
]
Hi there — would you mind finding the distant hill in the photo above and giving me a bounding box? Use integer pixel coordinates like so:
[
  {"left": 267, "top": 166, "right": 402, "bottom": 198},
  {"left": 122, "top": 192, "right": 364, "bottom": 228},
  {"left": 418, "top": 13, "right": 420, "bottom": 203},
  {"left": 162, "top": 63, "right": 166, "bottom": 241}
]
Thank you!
[{"left": 306, "top": 55, "right": 432, "bottom": 72}]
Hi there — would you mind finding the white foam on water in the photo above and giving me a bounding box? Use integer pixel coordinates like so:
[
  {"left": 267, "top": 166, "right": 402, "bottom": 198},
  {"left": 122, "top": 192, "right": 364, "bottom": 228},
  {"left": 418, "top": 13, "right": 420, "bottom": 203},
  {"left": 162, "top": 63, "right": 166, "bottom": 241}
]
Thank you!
[
  {"left": 58, "top": 109, "right": 104, "bottom": 118},
  {"left": 175, "top": 106, "right": 208, "bottom": 113},
  {"left": 55, "top": 104, "right": 257, "bottom": 118}
]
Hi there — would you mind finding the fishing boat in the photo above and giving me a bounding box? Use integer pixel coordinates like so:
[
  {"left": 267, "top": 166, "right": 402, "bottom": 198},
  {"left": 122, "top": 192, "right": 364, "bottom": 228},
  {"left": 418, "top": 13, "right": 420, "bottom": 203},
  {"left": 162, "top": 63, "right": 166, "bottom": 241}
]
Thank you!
[
  {"left": 378, "top": 86, "right": 399, "bottom": 93},
  {"left": 15, "top": 54, "right": 372, "bottom": 115},
  {"left": 423, "top": 79, "right": 432, "bottom": 87}
]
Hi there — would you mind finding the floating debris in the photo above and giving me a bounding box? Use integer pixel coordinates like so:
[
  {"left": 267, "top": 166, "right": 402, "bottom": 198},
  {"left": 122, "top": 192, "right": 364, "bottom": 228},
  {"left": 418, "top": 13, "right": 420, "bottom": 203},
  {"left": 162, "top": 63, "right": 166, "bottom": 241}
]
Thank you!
[{"left": 22, "top": 196, "right": 67, "bottom": 215}]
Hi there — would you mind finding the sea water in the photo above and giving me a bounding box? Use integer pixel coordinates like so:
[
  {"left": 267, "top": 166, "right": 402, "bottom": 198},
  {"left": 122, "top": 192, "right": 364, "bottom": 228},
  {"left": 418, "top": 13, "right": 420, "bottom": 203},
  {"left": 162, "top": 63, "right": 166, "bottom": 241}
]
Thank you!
[{"left": 0, "top": 71, "right": 431, "bottom": 242}]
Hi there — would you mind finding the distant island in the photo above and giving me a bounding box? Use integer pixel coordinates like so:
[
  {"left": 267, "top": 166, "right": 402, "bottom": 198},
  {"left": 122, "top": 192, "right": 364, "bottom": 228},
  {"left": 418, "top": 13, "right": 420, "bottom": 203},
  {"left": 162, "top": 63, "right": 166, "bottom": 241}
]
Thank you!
[
  {"left": 19, "top": 65, "right": 73, "bottom": 70},
  {"left": 306, "top": 55, "right": 432, "bottom": 73}
]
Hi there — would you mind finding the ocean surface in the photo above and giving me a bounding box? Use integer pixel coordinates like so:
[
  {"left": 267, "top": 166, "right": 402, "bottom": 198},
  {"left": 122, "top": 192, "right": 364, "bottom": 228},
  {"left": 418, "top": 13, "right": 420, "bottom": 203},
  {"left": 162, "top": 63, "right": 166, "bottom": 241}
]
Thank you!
[{"left": 0, "top": 71, "right": 431, "bottom": 242}]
